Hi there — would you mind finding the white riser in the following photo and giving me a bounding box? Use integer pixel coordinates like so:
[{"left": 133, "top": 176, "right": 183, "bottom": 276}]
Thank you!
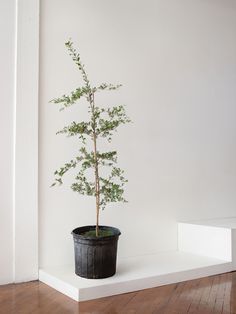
[{"left": 178, "top": 223, "right": 232, "bottom": 261}]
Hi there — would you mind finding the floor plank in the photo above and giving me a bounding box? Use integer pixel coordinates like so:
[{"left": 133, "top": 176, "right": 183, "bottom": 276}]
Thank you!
[{"left": 1, "top": 272, "right": 236, "bottom": 314}]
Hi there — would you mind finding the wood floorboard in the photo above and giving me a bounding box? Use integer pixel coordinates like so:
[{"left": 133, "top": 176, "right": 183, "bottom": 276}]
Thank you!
[
  {"left": 1, "top": 272, "right": 236, "bottom": 314},
  {"left": 195, "top": 276, "right": 215, "bottom": 314}
]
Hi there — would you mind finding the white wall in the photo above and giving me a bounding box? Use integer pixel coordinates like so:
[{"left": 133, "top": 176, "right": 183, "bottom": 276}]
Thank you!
[
  {"left": 39, "top": 0, "right": 236, "bottom": 268},
  {"left": 0, "top": 0, "right": 15, "bottom": 284}
]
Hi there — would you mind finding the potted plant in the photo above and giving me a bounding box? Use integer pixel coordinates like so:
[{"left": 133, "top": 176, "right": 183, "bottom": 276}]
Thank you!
[{"left": 51, "top": 41, "right": 130, "bottom": 279}]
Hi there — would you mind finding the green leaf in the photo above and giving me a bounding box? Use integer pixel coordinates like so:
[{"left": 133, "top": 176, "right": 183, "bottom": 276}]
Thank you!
[
  {"left": 56, "top": 121, "right": 92, "bottom": 138},
  {"left": 50, "top": 86, "right": 91, "bottom": 110},
  {"left": 95, "top": 83, "right": 122, "bottom": 92}
]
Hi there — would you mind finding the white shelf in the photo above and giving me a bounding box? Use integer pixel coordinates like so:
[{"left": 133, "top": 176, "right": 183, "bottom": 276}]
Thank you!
[
  {"left": 180, "top": 217, "right": 236, "bottom": 229},
  {"left": 39, "top": 217, "right": 236, "bottom": 301},
  {"left": 39, "top": 251, "right": 232, "bottom": 301}
]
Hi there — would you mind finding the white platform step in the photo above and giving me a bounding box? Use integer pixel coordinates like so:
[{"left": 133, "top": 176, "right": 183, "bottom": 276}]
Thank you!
[
  {"left": 178, "top": 217, "right": 236, "bottom": 268},
  {"left": 39, "top": 251, "right": 232, "bottom": 301},
  {"left": 39, "top": 217, "right": 236, "bottom": 301},
  {"left": 180, "top": 217, "right": 236, "bottom": 229}
]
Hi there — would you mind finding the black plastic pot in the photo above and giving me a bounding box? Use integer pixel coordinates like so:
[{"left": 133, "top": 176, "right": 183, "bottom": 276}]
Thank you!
[{"left": 71, "top": 225, "right": 121, "bottom": 279}]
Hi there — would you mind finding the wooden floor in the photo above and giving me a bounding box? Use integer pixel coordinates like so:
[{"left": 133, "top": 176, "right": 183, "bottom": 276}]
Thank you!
[{"left": 1, "top": 272, "right": 236, "bottom": 314}]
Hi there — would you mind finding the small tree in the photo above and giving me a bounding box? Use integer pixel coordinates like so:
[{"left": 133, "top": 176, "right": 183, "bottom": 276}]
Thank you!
[{"left": 51, "top": 41, "right": 130, "bottom": 237}]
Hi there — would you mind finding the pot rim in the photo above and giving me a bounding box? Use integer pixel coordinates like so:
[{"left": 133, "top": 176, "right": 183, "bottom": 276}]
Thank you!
[{"left": 71, "top": 225, "right": 121, "bottom": 240}]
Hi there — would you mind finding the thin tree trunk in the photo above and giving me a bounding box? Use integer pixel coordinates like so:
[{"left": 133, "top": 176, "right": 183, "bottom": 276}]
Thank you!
[
  {"left": 93, "top": 133, "right": 100, "bottom": 237},
  {"left": 91, "top": 93, "right": 100, "bottom": 237}
]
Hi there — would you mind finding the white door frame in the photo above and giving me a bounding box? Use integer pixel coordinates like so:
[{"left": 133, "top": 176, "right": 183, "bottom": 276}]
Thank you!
[{"left": 14, "top": 0, "right": 39, "bottom": 282}]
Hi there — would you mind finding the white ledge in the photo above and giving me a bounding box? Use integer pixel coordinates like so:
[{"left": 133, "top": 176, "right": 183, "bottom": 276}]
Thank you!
[
  {"left": 39, "top": 251, "right": 232, "bottom": 301},
  {"left": 179, "top": 217, "right": 236, "bottom": 229},
  {"left": 39, "top": 217, "right": 236, "bottom": 301}
]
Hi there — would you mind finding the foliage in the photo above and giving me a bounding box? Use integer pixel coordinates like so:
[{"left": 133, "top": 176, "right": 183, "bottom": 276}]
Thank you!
[{"left": 51, "top": 41, "right": 130, "bottom": 234}]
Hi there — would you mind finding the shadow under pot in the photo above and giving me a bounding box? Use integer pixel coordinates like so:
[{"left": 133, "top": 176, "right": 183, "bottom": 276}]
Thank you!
[{"left": 71, "top": 225, "right": 121, "bottom": 279}]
